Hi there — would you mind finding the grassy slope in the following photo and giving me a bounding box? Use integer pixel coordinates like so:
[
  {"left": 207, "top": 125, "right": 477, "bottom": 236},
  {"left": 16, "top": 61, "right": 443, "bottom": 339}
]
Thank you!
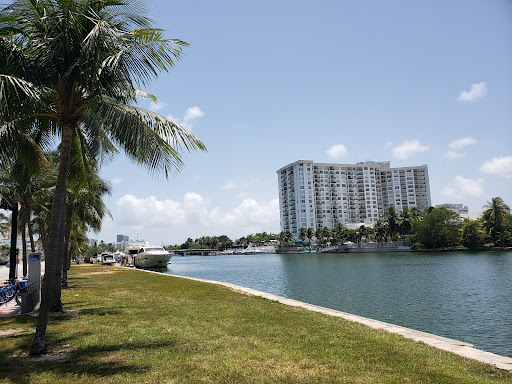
[{"left": 0, "top": 264, "right": 510, "bottom": 383}]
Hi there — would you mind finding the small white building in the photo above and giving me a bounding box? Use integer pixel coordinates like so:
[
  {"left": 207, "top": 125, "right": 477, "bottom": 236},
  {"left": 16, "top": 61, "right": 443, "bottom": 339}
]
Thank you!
[{"left": 435, "top": 203, "right": 469, "bottom": 215}]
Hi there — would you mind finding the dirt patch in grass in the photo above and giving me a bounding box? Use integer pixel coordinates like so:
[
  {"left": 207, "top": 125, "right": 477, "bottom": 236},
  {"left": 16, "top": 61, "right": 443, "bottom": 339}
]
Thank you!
[
  {"left": 0, "top": 328, "right": 26, "bottom": 338},
  {"left": 83, "top": 270, "right": 118, "bottom": 275},
  {"left": 27, "top": 345, "right": 77, "bottom": 362}
]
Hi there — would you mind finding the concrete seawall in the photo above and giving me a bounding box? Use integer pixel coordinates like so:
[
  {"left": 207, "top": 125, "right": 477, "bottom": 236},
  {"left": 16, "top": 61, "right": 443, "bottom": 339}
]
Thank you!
[{"left": 131, "top": 266, "right": 512, "bottom": 372}]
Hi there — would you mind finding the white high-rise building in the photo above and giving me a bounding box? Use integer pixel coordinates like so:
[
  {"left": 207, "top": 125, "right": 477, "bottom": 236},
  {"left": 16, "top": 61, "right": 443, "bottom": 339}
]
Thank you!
[{"left": 277, "top": 160, "right": 431, "bottom": 236}]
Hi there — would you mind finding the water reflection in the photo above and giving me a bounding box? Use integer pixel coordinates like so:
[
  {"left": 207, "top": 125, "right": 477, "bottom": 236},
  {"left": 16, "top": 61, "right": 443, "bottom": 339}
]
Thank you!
[{"left": 166, "top": 251, "right": 512, "bottom": 358}]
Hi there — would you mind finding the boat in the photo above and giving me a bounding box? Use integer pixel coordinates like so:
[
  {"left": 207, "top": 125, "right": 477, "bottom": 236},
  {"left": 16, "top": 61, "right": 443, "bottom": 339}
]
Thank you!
[
  {"left": 238, "top": 243, "right": 276, "bottom": 254},
  {"left": 124, "top": 239, "right": 172, "bottom": 269}
]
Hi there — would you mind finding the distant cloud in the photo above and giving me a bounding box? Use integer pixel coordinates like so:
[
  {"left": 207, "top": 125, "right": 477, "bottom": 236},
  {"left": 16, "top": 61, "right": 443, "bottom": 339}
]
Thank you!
[
  {"left": 442, "top": 151, "right": 465, "bottom": 160},
  {"left": 443, "top": 137, "right": 477, "bottom": 159},
  {"left": 115, "top": 193, "right": 279, "bottom": 233},
  {"left": 150, "top": 100, "right": 167, "bottom": 112},
  {"left": 184, "top": 106, "right": 205, "bottom": 122},
  {"left": 326, "top": 144, "right": 348, "bottom": 159},
  {"left": 220, "top": 180, "right": 238, "bottom": 190},
  {"left": 480, "top": 156, "right": 512, "bottom": 178},
  {"left": 449, "top": 137, "right": 477, "bottom": 149},
  {"left": 443, "top": 176, "right": 485, "bottom": 198},
  {"left": 458, "top": 82, "right": 487, "bottom": 102},
  {"left": 167, "top": 106, "right": 205, "bottom": 130},
  {"left": 391, "top": 140, "right": 429, "bottom": 160},
  {"left": 111, "top": 177, "right": 122, "bottom": 185}
]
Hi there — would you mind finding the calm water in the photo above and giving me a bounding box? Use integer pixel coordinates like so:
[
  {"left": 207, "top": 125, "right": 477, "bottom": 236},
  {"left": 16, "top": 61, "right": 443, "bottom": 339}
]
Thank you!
[{"left": 164, "top": 251, "right": 512, "bottom": 358}]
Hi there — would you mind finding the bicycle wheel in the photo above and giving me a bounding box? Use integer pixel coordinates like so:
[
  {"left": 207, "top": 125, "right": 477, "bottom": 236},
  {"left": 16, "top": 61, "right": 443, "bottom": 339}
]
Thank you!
[{"left": 15, "top": 291, "right": 21, "bottom": 306}]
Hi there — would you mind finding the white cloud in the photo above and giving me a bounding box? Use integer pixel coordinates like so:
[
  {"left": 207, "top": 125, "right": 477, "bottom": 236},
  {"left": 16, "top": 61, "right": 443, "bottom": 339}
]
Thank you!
[
  {"left": 449, "top": 137, "right": 477, "bottom": 149},
  {"left": 391, "top": 139, "right": 429, "bottom": 160},
  {"left": 115, "top": 193, "right": 279, "bottom": 234},
  {"left": 326, "top": 144, "right": 348, "bottom": 159},
  {"left": 480, "top": 156, "right": 512, "bottom": 178},
  {"left": 220, "top": 180, "right": 238, "bottom": 190},
  {"left": 167, "top": 106, "right": 205, "bottom": 130},
  {"left": 150, "top": 100, "right": 167, "bottom": 112},
  {"left": 458, "top": 82, "right": 487, "bottom": 102},
  {"left": 184, "top": 106, "right": 205, "bottom": 122},
  {"left": 443, "top": 176, "right": 485, "bottom": 198},
  {"left": 442, "top": 151, "right": 465, "bottom": 160},
  {"left": 111, "top": 177, "right": 122, "bottom": 185}
]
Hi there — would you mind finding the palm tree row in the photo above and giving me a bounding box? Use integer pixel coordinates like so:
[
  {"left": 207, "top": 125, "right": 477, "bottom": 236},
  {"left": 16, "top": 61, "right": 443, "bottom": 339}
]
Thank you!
[
  {"left": 0, "top": 0, "right": 206, "bottom": 355},
  {"left": 279, "top": 199, "right": 511, "bottom": 250}
]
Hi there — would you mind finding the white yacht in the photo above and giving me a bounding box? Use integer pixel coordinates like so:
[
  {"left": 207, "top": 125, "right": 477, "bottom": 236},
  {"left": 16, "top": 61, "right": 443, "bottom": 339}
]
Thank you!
[{"left": 124, "top": 239, "right": 172, "bottom": 269}]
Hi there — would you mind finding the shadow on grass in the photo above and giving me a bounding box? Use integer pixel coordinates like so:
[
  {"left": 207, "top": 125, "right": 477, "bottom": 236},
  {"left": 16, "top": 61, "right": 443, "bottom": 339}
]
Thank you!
[{"left": 0, "top": 334, "right": 176, "bottom": 384}]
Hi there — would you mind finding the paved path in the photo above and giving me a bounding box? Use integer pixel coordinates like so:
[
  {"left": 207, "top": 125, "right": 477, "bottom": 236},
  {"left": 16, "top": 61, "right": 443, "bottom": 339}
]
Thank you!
[
  {"left": 131, "top": 267, "right": 512, "bottom": 372},
  {"left": 0, "top": 262, "right": 44, "bottom": 317}
]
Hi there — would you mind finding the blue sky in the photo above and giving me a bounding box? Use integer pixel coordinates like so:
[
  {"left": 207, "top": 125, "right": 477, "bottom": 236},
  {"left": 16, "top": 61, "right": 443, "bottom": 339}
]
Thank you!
[{"left": 93, "top": 0, "right": 512, "bottom": 246}]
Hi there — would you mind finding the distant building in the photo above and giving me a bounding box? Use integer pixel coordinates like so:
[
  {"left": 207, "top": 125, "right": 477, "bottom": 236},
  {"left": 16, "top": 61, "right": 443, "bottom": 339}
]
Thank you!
[
  {"left": 277, "top": 160, "right": 431, "bottom": 237},
  {"left": 435, "top": 203, "right": 469, "bottom": 215},
  {"left": 89, "top": 239, "right": 98, "bottom": 247},
  {"left": 117, "top": 234, "right": 129, "bottom": 242},
  {"left": 116, "top": 235, "right": 129, "bottom": 250}
]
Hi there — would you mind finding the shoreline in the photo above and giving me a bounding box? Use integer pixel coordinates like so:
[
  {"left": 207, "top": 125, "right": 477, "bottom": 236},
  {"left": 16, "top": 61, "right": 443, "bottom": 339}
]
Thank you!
[{"left": 128, "top": 266, "right": 512, "bottom": 372}]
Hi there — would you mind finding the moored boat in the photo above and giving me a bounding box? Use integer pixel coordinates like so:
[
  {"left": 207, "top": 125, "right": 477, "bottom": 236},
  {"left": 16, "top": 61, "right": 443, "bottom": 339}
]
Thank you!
[{"left": 124, "top": 239, "right": 172, "bottom": 269}]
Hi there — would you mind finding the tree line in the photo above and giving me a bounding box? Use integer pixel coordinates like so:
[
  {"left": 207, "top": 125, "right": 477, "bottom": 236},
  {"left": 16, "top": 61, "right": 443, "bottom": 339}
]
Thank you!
[{"left": 277, "top": 197, "right": 511, "bottom": 250}]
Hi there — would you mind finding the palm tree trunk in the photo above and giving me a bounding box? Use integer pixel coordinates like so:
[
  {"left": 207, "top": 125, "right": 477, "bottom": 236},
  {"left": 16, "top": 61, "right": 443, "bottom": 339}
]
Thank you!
[
  {"left": 21, "top": 203, "right": 28, "bottom": 278},
  {"left": 61, "top": 202, "right": 73, "bottom": 288},
  {"left": 38, "top": 218, "right": 48, "bottom": 256},
  {"left": 8, "top": 203, "right": 18, "bottom": 281},
  {"left": 30, "top": 123, "right": 73, "bottom": 356},
  {"left": 29, "top": 217, "right": 36, "bottom": 252}
]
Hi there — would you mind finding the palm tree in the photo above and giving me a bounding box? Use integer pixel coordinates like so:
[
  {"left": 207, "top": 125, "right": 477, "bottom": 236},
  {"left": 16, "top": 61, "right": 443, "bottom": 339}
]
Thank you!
[
  {"left": 483, "top": 197, "right": 511, "bottom": 246},
  {"left": 357, "top": 225, "right": 367, "bottom": 243},
  {"left": 0, "top": 0, "right": 206, "bottom": 355},
  {"left": 399, "top": 207, "right": 412, "bottom": 237},
  {"left": 0, "top": 160, "right": 48, "bottom": 277},
  {"left": 315, "top": 227, "right": 324, "bottom": 244},
  {"left": 386, "top": 206, "right": 400, "bottom": 241},
  {"left": 323, "top": 227, "right": 332, "bottom": 244},
  {"left": 373, "top": 220, "right": 388, "bottom": 242},
  {"left": 59, "top": 165, "right": 111, "bottom": 294},
  {"left": 333, "top": 223, "right": 344, "bottom": 244},
  {"left": 306, "top": 227, "right": 315, "bottom": 245},
  {"left": 298, "top": 227, "right": 307, "bottom": 244},
  {"left": 0, "top": 212, "right": 8, "bottom": 234}
]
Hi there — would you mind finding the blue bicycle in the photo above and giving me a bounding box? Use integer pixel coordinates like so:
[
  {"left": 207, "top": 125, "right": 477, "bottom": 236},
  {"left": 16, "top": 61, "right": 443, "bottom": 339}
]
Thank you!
[{"left": 0, "top": 279, "right": 22, "bottom": 306}]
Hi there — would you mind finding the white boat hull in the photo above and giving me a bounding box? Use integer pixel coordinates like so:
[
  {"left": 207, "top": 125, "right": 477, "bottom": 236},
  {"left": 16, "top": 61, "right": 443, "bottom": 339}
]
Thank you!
[{"left": 133, "top": 252, "right": 172, "bottom": 268}]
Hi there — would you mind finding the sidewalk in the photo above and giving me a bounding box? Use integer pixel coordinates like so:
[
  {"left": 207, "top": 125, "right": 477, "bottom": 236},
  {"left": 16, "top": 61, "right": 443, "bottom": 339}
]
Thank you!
[{"left": 0, "top": 262, "right": 45, "bottom": 317}]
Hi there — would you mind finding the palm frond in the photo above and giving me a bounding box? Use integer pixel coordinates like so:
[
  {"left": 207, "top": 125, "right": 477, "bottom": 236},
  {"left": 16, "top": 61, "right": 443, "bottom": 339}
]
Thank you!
[{"left": 86, "top": 101, "right": 206, "bottom": 178}]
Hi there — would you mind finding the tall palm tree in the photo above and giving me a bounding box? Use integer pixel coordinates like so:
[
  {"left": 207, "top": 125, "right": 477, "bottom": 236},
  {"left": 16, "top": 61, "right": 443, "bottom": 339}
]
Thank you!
[
  {"left": 373, "top": 220, "right": 388, "bottom": 242},
  {"left": 483, "top": 197, "right": 511, "bottom": 246},
  {"left": 306, "top": 227, "right": 315, "bottom": 245},
  {"left": 386, "top": 206, "right": 400, "bottom": 241},
  {"left": 298, "top": 227, "right": 307, "bottom": 244},
  {"left": 315, "top": 227, "right": 324, "bottom": 244},
  {"left": 0, "top": 0, "right": 206, "bottom": 355},
  {"left": 399, "top": 207, "right": 412, "bottom": 237},
  {"left": 0, "top": 159, "right": 49, "bottom": 277}
]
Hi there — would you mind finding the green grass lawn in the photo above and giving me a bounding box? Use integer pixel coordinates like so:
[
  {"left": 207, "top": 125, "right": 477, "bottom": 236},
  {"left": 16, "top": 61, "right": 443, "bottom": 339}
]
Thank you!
[{"left": 0, "top": 264, "right": 510, "bottom": 383}]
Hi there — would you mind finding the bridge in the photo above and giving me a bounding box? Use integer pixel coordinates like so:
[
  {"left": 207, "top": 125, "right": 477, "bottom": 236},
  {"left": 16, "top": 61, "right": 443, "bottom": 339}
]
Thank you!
[{"left": 173, "top": 249, "right": 220, "bottom": 256}]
